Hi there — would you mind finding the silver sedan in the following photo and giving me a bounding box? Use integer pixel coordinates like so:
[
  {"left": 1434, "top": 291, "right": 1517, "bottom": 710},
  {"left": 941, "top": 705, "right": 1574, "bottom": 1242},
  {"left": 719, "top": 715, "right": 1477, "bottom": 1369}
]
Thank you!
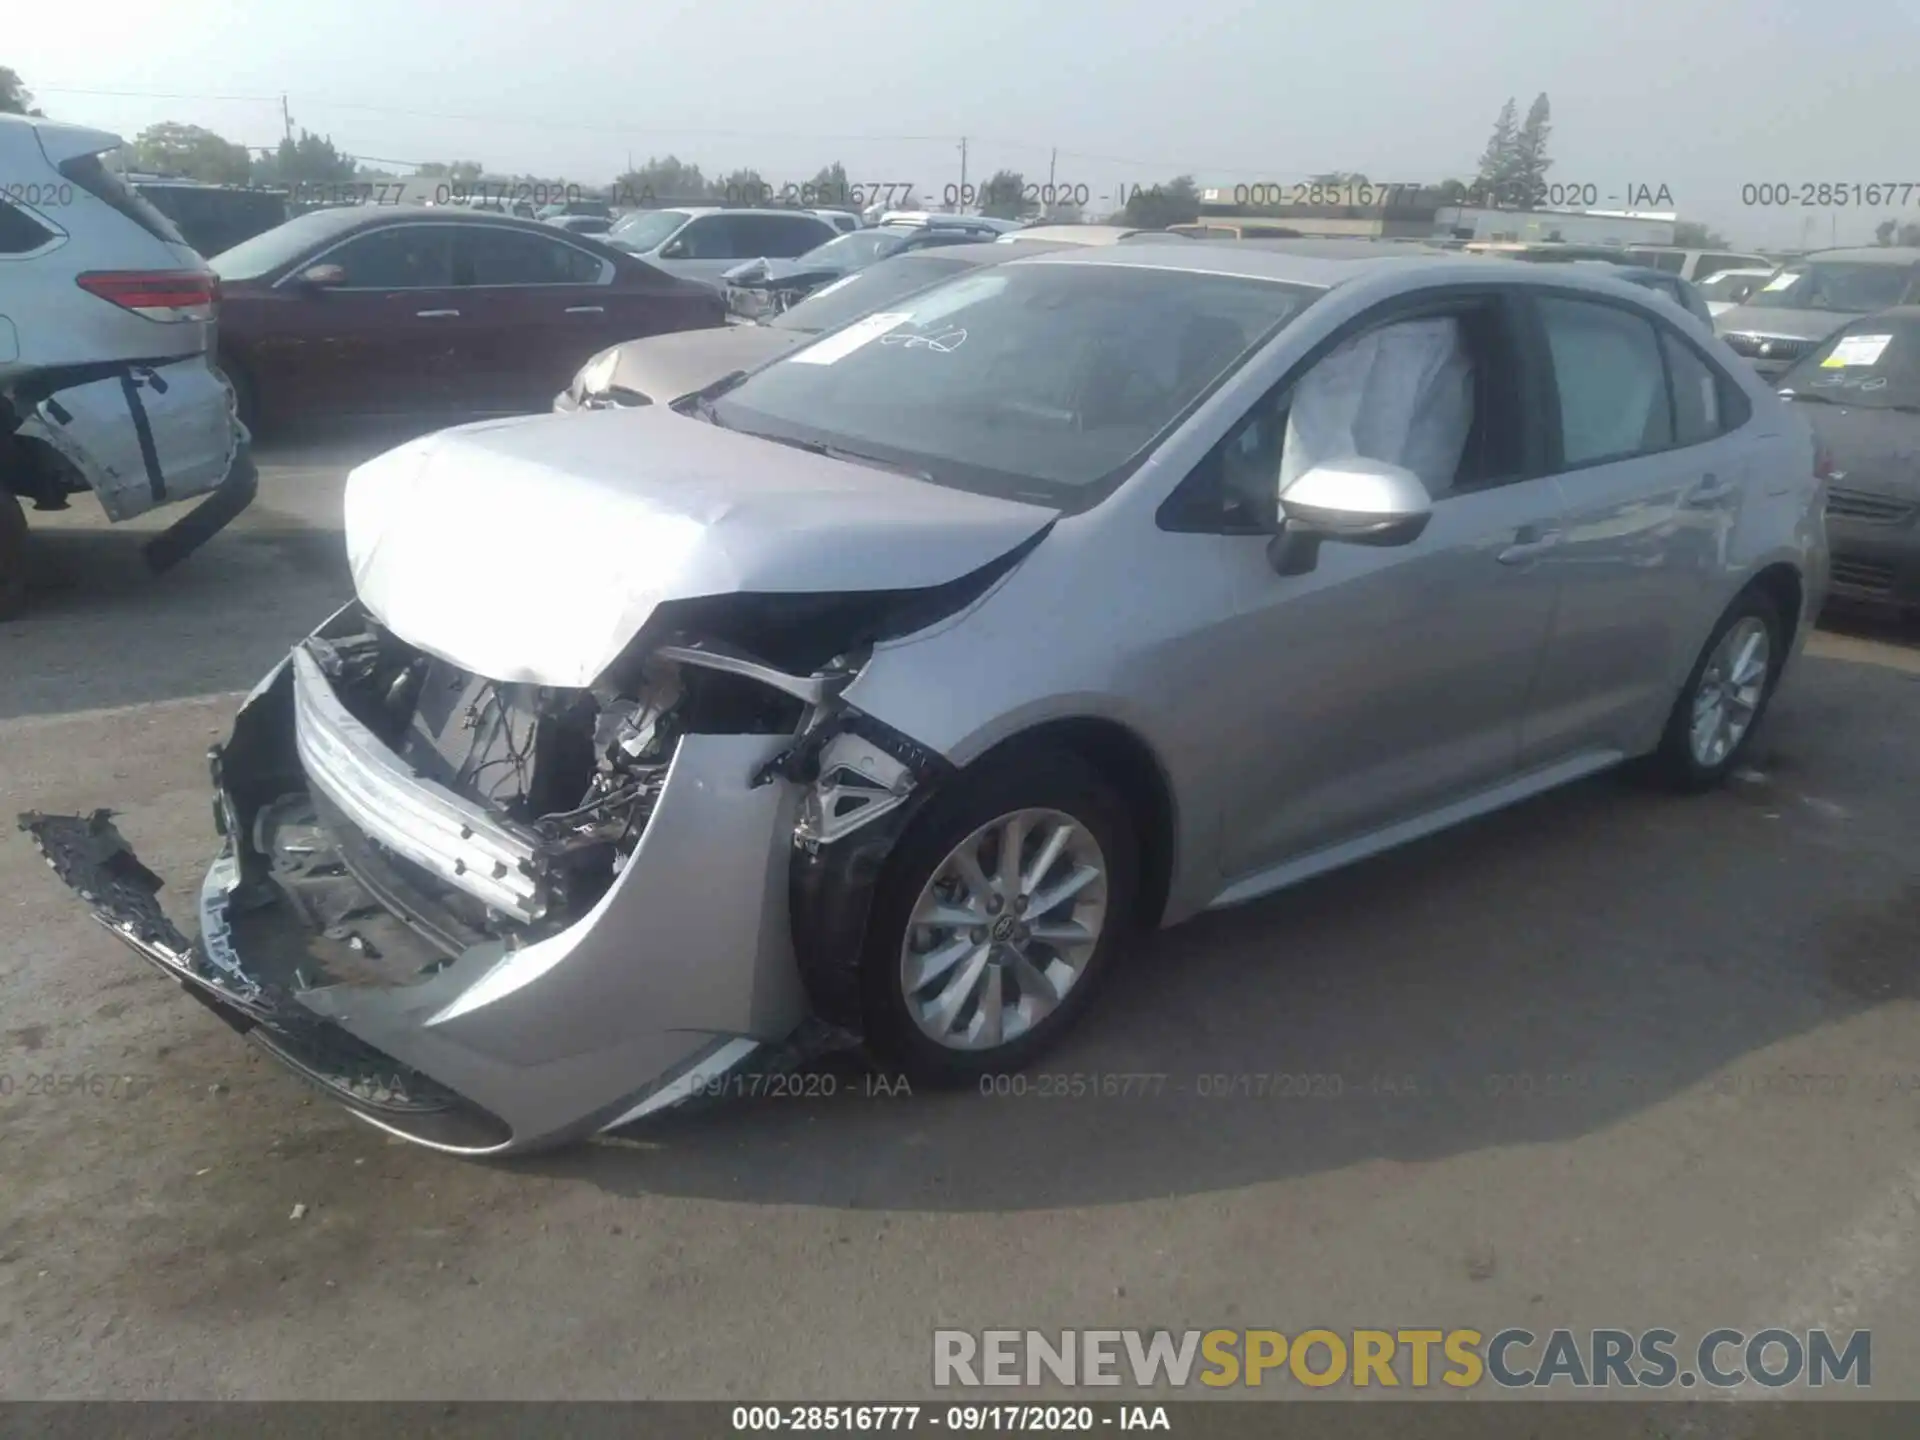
[{"left": 25, "top": 245, "right": 1828, "bottom": 1155}]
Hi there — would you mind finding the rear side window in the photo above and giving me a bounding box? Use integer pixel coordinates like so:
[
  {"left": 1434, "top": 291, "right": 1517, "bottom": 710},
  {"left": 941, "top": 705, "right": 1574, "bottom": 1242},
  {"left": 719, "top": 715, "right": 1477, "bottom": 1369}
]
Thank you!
[
  {"left": 1538, "top": 296, "right": 1674, "bottom": 465},
  {"left": 455, "top": 227, "right": 605, "bottom": 284},
  {"left": 0, "top": 200, "right": 56, "bottom": 254},
  {"left": 58, "top": 153, "right": 187, "bottom": 247},
  {"left": 1661, "top": 333, "right": 1724, "bottom": 446},
  {"left": 672, "top": 215, "right": 736, "bottom": 259},
  {"left": 327, "top": 225, "right": 455, "bottom": 287}
]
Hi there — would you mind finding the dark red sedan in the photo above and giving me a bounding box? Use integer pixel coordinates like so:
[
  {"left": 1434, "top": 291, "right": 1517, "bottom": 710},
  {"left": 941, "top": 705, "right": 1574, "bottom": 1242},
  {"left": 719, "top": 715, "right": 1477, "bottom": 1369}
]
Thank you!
[{"left": 208, "top": 206, "right": 724, "bottom": 429}]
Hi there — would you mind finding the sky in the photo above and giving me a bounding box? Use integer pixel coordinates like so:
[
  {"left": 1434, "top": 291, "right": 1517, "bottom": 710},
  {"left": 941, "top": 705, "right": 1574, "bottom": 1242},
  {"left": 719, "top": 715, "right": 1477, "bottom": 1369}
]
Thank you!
[{"left": 10, "top": 0, "right": 1920, "bottom": 249}]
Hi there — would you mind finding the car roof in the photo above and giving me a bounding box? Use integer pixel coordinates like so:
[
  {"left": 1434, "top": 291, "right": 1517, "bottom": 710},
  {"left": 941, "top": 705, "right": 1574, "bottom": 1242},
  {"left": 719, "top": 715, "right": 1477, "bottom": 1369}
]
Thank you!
[
  {"left": 0, "top": 111, "right": 124, "bottom": 165},
  {"left": 1794, "top": 247, "right": 1920, "bottom": 264},
  {"left": 1004, "top": 242, "right": 1722, "bottom": 305},
  {"left": 261, "top": 203, "right": 622, "bottom": 246},
  {"left": 1009, "top": 224, "right": 1170, "bottom": 244},
  {"left": 652, "top": 206, "right": 839, "bottom": 220},
  {"left": 900, "top": 238, "right": 1071, "bottom": 265},
  {"left": 1209, "top": 237, "right": 1454, "bottom": 260}
]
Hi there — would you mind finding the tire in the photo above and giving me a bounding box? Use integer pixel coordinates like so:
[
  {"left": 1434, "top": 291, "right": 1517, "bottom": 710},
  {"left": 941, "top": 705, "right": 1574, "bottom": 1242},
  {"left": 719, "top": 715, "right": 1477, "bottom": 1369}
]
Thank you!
[
  {"left": 1647, "top": 587, "right": 1786, "bottom": 791},
  {"left": 857, "top": 746, "right": 1139, "bottom": 1086},
  {"left": 0, "top": 485, "right": 28, "bottom": 622}
]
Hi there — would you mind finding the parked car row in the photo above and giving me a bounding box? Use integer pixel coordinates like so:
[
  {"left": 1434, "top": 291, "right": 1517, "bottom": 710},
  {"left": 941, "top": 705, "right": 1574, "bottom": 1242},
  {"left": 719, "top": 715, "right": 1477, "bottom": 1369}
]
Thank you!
[{"left": 26, "top": 222, "right": 1832, "bottom": 1157}]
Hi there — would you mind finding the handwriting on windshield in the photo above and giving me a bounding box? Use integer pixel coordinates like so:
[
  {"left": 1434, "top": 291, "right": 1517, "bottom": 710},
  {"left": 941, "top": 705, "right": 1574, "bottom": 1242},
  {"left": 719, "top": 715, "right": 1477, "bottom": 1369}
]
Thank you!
[{"left": 880, "top": 327, "right": 967, "bottom": 354}]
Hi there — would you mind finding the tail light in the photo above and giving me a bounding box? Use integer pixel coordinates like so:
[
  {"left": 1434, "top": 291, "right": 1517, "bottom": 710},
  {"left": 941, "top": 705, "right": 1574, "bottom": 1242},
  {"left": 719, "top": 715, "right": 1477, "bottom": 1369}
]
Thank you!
[
  {"left": 76, "top": 269, "right": 217, "bottom": 322},
  {"left": 1815, "top": 441, "right": 1839, "bottom": 482}
]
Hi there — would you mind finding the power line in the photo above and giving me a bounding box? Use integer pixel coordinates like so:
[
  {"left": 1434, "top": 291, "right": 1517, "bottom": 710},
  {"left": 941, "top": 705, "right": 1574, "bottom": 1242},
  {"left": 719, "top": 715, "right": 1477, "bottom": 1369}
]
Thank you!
[{"left": 32, "top": 84, "right": 1328, "bottom": 179}]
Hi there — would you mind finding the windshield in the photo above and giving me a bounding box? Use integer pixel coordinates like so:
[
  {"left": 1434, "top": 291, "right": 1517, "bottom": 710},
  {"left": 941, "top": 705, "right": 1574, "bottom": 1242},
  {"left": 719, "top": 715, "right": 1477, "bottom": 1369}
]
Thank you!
[
  {"left": 607, "top": 209, "right": 689, "bottom": 251},
  {"left": 769, "top": 253, "right": 975, "bottom": 333},
  {"left": 1779, "top": 317, "right": 1920, "bottom": 409},
  {"left": 797, "top": 229, "right": 909, "bottom": 268},
  {"left": 1744, "top": 261, "right": 1914, "bottom": 314},
  {"left": 715, "top": 262, "right": 1321, "bottom": 505}
]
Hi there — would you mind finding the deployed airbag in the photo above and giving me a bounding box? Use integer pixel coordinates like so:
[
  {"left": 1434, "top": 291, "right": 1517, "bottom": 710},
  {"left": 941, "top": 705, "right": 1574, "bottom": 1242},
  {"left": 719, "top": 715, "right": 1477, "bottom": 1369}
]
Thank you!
[{"left": 1277, "top": 318, "right": 1474, "bottom": 500}]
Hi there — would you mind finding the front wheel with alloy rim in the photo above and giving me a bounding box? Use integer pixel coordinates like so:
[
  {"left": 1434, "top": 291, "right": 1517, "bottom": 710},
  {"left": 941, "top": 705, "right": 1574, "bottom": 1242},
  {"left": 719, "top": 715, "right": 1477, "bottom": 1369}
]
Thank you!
[
  {"left": 1650, "top": 588, "right": 1786, "bottom": 790},
  {"left": 859, "top": 748, "right": 1138, "bottom": 1084}
]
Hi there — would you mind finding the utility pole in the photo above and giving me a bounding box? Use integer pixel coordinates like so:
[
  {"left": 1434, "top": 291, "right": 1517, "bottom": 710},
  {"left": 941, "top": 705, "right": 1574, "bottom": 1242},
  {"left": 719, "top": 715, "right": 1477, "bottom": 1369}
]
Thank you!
[
  {"left": 281, "top": 94, "right": 293, "bottom": 144},
  {"left": 958, "top": 136, "right": 968, "bottom": 209},
  {"left": 1048, "top": 147, "right": 1057, "bottom": 216}
]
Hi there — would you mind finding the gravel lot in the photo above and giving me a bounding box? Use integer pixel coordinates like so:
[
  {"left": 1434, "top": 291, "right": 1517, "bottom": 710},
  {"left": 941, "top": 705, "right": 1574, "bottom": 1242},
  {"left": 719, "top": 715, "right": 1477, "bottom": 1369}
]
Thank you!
[{"left": 3, "top": 430, "right": 1919, "bottom": 1402}]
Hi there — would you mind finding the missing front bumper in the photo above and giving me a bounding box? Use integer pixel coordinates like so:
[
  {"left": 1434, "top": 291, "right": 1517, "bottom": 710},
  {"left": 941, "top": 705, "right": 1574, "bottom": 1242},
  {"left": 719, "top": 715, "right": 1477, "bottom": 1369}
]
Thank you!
[{"left": 19, "top": 673, "right": 813, "bottom": 1154}]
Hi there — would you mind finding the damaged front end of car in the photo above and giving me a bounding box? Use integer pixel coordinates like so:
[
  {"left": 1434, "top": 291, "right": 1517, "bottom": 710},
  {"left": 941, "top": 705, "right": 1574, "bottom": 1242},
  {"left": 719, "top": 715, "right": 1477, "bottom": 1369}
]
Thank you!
[{"left": 17, "top": 554, "right": 1033, "bottom": 1153}]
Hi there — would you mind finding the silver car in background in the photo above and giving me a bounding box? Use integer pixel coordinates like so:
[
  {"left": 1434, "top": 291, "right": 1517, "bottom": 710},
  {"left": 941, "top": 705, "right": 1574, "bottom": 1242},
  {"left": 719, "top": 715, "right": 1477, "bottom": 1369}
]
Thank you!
[
  {"left": 602, "top": 206, "right": 840, "bottom": 285},
  {"left": 553, "top": 240, "right": 1065, "bottom": 412},
  {"left": 1717, "top": 247, "right": 1920, "bottom": 378},
  {"left": 25, "top": 247, "right": 1826, "bottom": 1157}
]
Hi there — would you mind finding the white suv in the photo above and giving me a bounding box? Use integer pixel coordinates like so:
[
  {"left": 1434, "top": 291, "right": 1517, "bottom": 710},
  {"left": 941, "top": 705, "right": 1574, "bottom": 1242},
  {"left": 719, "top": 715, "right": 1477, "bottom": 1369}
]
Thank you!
[{"left": 0, "top": 113, "right": 254, "bottom": 617}]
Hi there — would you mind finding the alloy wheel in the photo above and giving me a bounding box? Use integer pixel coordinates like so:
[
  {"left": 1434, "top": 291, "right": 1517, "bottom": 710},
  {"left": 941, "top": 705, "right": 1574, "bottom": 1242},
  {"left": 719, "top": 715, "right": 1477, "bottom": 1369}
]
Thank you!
[
  {"left": 1689, "top": 615, "right": 1772, "bottom": 768},
  {"left": 898, "top": 807, "right": 1109, "bottom": 1052}
]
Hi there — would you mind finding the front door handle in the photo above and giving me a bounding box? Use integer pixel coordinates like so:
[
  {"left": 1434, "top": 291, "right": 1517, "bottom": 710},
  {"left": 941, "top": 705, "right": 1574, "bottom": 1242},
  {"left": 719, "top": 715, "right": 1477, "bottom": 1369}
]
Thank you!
[
  {"left": 564, "top": 305, "right": 606, "bottom": 314},
  {"left": 1497, "top": 525, "right": 1563, "bottom": 565},
  {"left": 415, "top": 309, "right": 461, "bottom": 318},
  {"left": 1681, "top": 473, "right": 1738, "bottom": 508}
]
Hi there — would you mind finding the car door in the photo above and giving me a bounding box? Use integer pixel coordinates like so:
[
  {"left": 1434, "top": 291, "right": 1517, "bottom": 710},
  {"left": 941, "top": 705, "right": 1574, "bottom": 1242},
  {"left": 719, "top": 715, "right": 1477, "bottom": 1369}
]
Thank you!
[
  {"left": 1517, "top": 291, "right": 1745, "bottom": 764},
  {"left": 254, "top": 222, "right": 464, "bottom": 415},
  {"left": 450, "top": 223, "right": 634, "bottom": 409},
  {"left": 1166, "top": 287, "right": 1569, "bottom": 885}
]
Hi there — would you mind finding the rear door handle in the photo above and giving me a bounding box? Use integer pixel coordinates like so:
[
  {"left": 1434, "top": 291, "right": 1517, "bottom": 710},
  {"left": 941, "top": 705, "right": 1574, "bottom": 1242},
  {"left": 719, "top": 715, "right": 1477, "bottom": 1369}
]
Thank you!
[
  {"left": 1496, "top": 525, "right": 1562, "bottom": 565},
  {"left": 565, "top": 305, "right": 606, "bottom": 314},
  {"left": 1682, "top": 473, "right": 1738, "bottom": 508},
  {"left": 415, "top": 309, "right": 461, "bottom": 318}
]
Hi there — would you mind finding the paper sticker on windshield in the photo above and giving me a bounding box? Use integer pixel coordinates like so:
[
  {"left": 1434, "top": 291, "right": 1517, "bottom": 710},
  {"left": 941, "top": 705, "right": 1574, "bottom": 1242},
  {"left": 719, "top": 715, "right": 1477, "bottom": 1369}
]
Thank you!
[
  {"left": 790, "top": 312, "right": 912, "bottom": 366},
  {"left": 1823, "top": 333, "right": 1892, "bottom": 368},
  {"left": 1763, "top": 271, "right": 1802, "bottom": 292}
]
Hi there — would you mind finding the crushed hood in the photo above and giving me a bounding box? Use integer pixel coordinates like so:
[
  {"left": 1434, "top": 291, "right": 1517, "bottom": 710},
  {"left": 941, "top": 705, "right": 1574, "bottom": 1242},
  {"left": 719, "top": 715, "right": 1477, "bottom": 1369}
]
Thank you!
[{"left": 344, "top": 408, "right": 1057, "bottom": 687}]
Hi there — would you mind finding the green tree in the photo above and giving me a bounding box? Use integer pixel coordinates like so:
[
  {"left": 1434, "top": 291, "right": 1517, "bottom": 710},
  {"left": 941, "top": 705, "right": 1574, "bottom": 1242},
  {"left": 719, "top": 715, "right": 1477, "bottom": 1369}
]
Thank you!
[
  {"left": 0, "top": 66, "right": 42, "bottom": 117},
  {"left": 129, "top": 122, "right": 253, "bottom": 184},
  {"left": 1120, "top": 175, "right": 1201, "bottom": 229},
  {"left": 1510, "top": 93, "right": 1553, "bottom": 206},
  {"left": 1876, "top": 218, "right": 1899, "bottom": 246},
  {"left": 808, "top": 161, "right": 851, "bottom": 205},
  {"left": 1474, "top": 98, "right": 1521, "bottom": 206},
  {"left": 1435, "top": 178, "right": 1471, "bottom": 204},
  {"left": 614, "top": 155, "right": 708, "bottom": 204},
  {"left": 1673, "top": 220, "right": 1731, "bottom": 248},
  {"left": 1900, "top": 221, "right": 1920, "bottom": 247},
  {"left": 417, "top": 160, "right": 484, "bottom": 183},
  {"left": 978, "top": 168, "right": 1030, "bottom": 220},
  {"left": 713, "top": 167, "right": 768, "bottom": 202},
  {"left": 254, "top": 129, "right": 356, "bottom": 186}
]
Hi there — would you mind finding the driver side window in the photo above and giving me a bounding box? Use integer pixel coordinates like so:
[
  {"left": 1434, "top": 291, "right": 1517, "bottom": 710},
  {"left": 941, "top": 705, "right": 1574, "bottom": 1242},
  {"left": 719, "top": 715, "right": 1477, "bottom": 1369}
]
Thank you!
[{"left": 1160, "top": 292, "right": 1528, "bottom": 534}]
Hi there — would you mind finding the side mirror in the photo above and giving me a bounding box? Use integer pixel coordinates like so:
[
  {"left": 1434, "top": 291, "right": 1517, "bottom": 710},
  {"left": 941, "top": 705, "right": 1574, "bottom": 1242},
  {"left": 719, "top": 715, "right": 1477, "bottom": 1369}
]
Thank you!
[
  {"left": 659, "top": 238, "right": 690, "bottom": 260},
  {"left": 294, "top": 263, "right": 346, "bottom": 290},
  {"left": 1268, "top": 458, "right": 1433, "bottom": 576}
]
